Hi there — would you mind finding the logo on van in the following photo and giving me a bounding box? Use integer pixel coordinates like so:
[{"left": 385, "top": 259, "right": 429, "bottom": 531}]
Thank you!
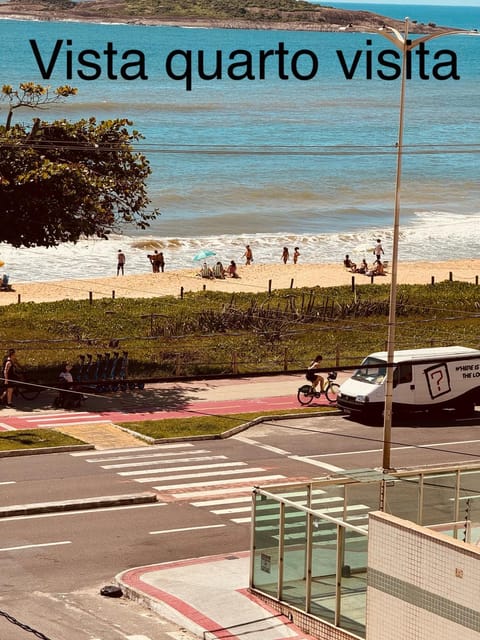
[{"left": 424, "top": 364, "right": 451, "bottom": 399}]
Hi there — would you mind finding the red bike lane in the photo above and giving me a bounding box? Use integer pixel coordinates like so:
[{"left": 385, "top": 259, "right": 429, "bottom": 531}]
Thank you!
[{"left": 0, "top": 393, "right": 331, "bottom": 431}]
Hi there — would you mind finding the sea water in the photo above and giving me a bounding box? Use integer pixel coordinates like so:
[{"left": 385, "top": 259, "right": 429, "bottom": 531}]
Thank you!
[{"left": 0, "top": 4, "right": 479, "bottom": 281}]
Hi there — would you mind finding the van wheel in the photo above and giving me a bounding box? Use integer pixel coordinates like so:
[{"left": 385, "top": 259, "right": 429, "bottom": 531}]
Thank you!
[{"left": 457, "top": 403, "right": 476, "bottom": 418}]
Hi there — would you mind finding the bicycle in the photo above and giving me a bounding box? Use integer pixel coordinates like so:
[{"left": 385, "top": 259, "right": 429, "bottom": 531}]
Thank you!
[{"left": 297, "top": 371, "right": 340, "bottom": 406}]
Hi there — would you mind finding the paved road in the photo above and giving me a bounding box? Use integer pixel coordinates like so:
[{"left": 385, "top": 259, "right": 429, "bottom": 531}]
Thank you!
[{"left": 2, "top": 379, "right": 480, "bottom": 639}]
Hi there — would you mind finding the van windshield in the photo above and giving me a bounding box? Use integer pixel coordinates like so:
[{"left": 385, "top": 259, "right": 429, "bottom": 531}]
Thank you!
[{"left": 352, "top": 357, "right": 387, "bottom": 385}]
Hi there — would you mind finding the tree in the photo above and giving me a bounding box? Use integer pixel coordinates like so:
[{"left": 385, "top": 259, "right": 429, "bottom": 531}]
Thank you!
[{"left": 0, "top": 83, "right": 159, "bottom": 248}]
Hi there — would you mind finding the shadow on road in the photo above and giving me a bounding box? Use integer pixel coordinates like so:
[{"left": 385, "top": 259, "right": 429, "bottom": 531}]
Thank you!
[{"left": 13, "top": 383, "right": 208, "bottom": 415}]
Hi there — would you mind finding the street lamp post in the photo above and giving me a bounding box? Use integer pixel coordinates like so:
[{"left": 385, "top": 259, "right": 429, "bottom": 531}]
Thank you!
[{"left": 376, "top": 19, "right": 477, "bottom": 474}]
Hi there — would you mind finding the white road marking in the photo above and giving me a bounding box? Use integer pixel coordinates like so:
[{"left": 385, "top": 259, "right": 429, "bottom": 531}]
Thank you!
[
  {"left": 211, "top": 506, "right": 251, "bottom": 515},
  {"left": 71, "top": 443, "right": 194, "bottom": 456},
  {"left": 23, "top": 413, "right": 102, "bottom": 422},
  {"left": 0, "top": 481, "right": 16, "bottom": 485},
  {"left": 0, "top": 540, "right": 71, "bottom": 552},
  {"left": 0, "top": 423, "right": 17, "bottom": 431},
  {"left": 308, "top": 439, "right": 480, "bottom": 458},
  {"left": 233, "top": 435, "right": 291, "bottom": 455},
  {"left": 191, "top": 496, "right": 252, "bottom": 507},
  {"left": 150, "top": 524, "right": 226, "bottom": 535},
  {"left": 101, "top": 455, "right": 226, "bottom": 469},
  {"left": 159, "top": 474, "right": 285, "bottom": 492},
  {"left": 119, "top": 461, "right": 246, "bottom": 476},
  {"left": 137, "top": 467, "right": 266, "bottom": 483},
  {"left": 168, "top": 475, "right": 286, "bottom": 499},
  {"left": 289, "top": 455, "right": 344, "bottom": 473}
]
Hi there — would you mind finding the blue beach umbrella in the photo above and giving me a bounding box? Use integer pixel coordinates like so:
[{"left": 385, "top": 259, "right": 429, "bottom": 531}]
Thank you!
[{"left": 193, "top": 249, "right": 216, "bottom": 262}]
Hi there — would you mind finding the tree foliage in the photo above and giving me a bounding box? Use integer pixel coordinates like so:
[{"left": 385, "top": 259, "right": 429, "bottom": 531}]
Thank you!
[{"left": 0, "top": 83, "right": 159, "bottom": 248}]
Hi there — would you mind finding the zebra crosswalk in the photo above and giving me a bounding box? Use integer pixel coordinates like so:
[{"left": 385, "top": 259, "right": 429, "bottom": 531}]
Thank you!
[
  {"left": 71, "top": 442, "right": 371, "bottom": 532},
  {"left": 71, "top": 442, "right": 287, "bottom": 521}
]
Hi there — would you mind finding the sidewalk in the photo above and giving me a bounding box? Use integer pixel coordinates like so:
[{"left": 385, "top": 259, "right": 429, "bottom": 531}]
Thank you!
[
  {"left": 109, "top": 375, "right": 335, "bottom": 638},
  {"left": 117, "top": 551, "right": 317, "bottom": 640}
]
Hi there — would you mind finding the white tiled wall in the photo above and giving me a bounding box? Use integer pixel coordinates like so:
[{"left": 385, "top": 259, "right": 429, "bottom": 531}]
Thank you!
[{"left": 366, "top": 511, "right": 480, "bottom": 640}]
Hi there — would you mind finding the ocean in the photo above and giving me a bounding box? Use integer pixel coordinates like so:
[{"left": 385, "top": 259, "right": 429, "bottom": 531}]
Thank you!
[{"left": 0, "top": 3, "right": 479, "bottom": 282}]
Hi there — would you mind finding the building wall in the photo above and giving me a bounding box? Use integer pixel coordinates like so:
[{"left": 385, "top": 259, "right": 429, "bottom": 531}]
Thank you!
[{"left": 367, "top": 511, "right": 480, "bottom": 640}]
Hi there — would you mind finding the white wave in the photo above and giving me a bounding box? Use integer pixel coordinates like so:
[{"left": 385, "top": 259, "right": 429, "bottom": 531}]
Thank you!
[{"left": 2, "top": 210, "right": 480, "bottom": 284}]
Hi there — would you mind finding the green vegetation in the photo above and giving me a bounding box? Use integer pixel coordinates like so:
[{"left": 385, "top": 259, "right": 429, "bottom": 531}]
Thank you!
[
  {"left": 11, "top": 0, "right": 386, "bottom": 27},
  {"left": 1, "top": 83, "right": 159, "bottom": 249},
  {"left": 0, "top": 429, "right": 85, "bottom": 450},
  {"left": 1, "top": 280, "right": 479, "bottom": 383},
  {"left": 120, "top": 407, "right": 330, "bottom": 439}
]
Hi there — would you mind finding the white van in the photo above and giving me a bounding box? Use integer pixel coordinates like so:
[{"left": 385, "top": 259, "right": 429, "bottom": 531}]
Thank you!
[{"left": 337, "top": 346, "right": 480, "bottom": 419}]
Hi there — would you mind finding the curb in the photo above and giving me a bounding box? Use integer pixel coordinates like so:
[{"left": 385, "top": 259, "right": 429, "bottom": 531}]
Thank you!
[
  {"left": 136, "top": 408, "right": 344, "bottom": 444},
  {"left": 0, "top": 491, "right": 158, "bottom": 518},
  {"left": 0, "top": 444, "right": 95, "bottom": 458}
]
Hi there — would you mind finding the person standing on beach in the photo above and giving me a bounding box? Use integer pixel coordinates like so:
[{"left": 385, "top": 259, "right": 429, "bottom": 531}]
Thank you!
[
  {"left": 373, "top": 239, "right": 384, "bottom": 261},
  {"left": 117, "top": 250, "right": 126, "bottom": 276},
  {"left": 156, "top": 252, "right": 165, "bottom": 273},
  {"left": 148, "top": 250, "right": 160, "bottom": 273},
  {"left": 243, "top": 245, "right": 253, "bottom": 265},
  {"left": 282, "top": 247, "right": 289, "bottom": 264},
  {"left": 293, "top": 247, "right": 300, "bottom": 264}
]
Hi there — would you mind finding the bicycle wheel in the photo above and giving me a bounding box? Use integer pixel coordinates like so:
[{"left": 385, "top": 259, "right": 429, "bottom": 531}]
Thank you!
[
  {"left": 297, "top": 384, "right": 314, "bottom": 406},
  {"left": 18, "top": 383, "right": 42, "bottom": 401},
  {"left": 326, "top": 383, "right": 340, "bottom": 404}
]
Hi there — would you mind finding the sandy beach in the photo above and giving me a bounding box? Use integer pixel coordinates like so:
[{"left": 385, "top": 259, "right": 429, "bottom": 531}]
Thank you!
[{"left": 2, "top": 259, "right": 480, "bottom": 306}]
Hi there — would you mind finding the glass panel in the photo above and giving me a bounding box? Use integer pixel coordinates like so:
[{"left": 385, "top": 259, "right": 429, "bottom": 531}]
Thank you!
[
  {"left": 344, "top": 482, "right": 380, "bottom": 528},
  {"left": 383, "top": 476, "right": 420, "bottom": 522},
  {"left": 309, "top": 516, "right": 338, "bottom": 625},
  {"left": 252, "top": 494, "right": 280, "bottom": 596},
  {"left": 281, "top": 505, "right": 307, "bottom": 608},
  {"left": 340, "top": 527, "right": 367, "bottom": 638},
  {"left": 421, "top": 471, "right": 457, "bottom": 527},
  {"left": 310, "top": 482, "right": 345, "bottom": 519},
  {"left": 458, "top": 469, "right": 480, "bottom": 543}
]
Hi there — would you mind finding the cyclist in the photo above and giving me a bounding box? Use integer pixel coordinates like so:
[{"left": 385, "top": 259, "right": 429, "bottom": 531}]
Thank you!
[{"left": 305, "top": 354, "right": 325, "bottom": 393}]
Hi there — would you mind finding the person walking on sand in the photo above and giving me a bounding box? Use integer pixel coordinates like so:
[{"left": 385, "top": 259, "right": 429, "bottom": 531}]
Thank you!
[
  {"left": 282, "top": 247, "right": 289, "bottom": 264},
  {"left": 243, "top": 245, "right": 253, "bottom": 265},
  {"left": 373, "top": 239, "right": 384, "bottom": 261},
  {"left": 116, "top": 250, "right": 126, "bottom": 276},
  {"left": 293, "top": 247, "right": 300, "bottom": 264}
]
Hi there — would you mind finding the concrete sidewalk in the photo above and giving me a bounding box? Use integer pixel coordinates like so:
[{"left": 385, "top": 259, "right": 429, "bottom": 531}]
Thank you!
[{"left": 117, "top": 551, "right": 316, "bottom": 640}]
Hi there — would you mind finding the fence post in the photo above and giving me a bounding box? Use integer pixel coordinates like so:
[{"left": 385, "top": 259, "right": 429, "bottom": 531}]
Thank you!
[
  {"left": 112, "top": 290, "right": 115, "bottom": 299},
  {"left": 351, "top": 276, "right": 355, "bottom": 292},
  {"left": 17, "top": 294, "right": 21, "bottom": 304},
  {"left": 431, "top": 276, "right": 435, "bottom": 286},
  {"left": 89, "top": 291, "right": 93, "bottom": 304},
  {"left": 180, "top": 286, "right": 184, "bottom": 299},
  {"left": 203, "top": 284, "right": 206, "bottom": 291},
  {"left": 476, "top": 276, "right": 479, "bottom": 286},
  {"left": 290, "top": 278, "right": 294, "bottom": 289},
  {"left": 268, "top": 279, "right": 272, "bottom": 294},
  {"left": 449, "top": 271, "right": 453, "bottom": 281},
  {"left": 232, "top": 351, "right": 238, "bottom": 374},
  {"left": 370, "top": 275, "right": 374, "bottom": 284}
]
